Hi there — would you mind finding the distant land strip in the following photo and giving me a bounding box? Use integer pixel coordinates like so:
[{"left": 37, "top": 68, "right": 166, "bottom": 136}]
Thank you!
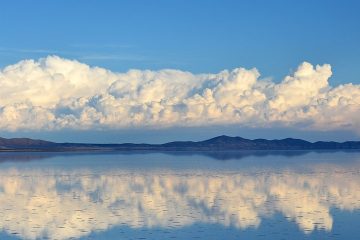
[{"left": 1, "top": 135, "right": 360, "bottom": 152}]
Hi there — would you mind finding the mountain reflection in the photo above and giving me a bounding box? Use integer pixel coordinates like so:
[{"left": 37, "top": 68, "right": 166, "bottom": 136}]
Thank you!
[{"left": 0, "top": 163, "right": 359, "bottom": 239}]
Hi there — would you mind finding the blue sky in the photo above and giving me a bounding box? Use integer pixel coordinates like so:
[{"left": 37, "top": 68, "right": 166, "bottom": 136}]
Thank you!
[
  {"left": 1, "top": 0, "right": 360, "bottom": 84},
  {"left": 0, "top": 0, "right": 360, "bottom": 143}
]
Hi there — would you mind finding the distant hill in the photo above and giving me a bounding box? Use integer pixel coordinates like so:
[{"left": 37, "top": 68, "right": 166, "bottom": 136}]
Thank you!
[
  {"left": 0, "top": 135, "right": 360, "bottom": 152},
  {"left": 0, "top": 137, "right": 56, "bottom": 149},
  {"left": 160, "top": 135, "right": 360, "bottom": 150}
]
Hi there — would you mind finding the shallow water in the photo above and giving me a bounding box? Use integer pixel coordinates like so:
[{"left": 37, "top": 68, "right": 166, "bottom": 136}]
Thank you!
[{"left": 0, "top": 151, "right": 359, "bottom": 239}]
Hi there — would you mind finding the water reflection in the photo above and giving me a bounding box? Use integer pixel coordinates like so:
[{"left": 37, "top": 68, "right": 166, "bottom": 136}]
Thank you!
[
  {"left": 1, "top": 150, "right": 356, "bottom": 162},
  {"left": 0, "top": 154, "right": 359, "bottom": 239}
]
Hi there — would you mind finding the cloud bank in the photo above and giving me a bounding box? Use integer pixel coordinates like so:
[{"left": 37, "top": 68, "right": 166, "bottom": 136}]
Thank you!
[{"left": 0, "top": 56, "right": 359, "bottom": 132}]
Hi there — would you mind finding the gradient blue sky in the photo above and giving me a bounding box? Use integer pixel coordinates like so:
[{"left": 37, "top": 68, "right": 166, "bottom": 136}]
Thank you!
[{"left": 0, "top": 0, "right": 360, "bottom": 143}]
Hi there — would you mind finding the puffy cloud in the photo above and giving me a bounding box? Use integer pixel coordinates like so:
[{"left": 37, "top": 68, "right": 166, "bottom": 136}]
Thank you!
[{"left": 0, "top": 56, "right": 359, "bottom": 131}]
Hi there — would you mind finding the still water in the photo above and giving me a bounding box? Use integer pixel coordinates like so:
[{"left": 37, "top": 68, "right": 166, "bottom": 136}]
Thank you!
[{"left": 0, "top": 151, "right": 359, "bottom": 239}]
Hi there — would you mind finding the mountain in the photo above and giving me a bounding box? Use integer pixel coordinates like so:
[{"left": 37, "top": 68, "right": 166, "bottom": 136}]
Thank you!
[
  {"left": 0, "top": 137, "right": 56, "bottom": 149},
  {"left": 161, "top": 135, "right": 360, "bottom": 150},
  {"left": 0, "top": 135, "right": 360, "bottom": 152}
]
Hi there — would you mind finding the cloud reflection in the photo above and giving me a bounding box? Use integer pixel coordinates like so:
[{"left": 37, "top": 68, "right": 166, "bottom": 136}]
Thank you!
[{"left": 0, "top": 164, "right": 359, "bottom": 239}]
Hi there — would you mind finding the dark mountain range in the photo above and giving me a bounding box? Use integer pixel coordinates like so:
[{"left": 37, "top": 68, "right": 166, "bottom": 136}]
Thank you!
[
  {"left": 0, "top": 135, "right": 360, "bottom": 152},
  {"left": 0, "top": 137, "right": 56, "bottom": 149}
]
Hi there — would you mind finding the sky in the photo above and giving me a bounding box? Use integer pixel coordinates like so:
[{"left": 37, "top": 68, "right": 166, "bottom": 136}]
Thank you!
[{"left": 0, "top": 0, "right": 360, "bottom": 143}]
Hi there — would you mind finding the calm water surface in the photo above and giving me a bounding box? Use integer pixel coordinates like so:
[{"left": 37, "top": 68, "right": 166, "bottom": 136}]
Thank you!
[{"left": 0, "top": 151, "right": 359, "bottom": 239}]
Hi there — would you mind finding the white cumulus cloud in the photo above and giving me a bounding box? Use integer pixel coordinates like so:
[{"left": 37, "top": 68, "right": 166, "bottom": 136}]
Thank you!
[{"left": 0, "top": 56, "right": 359, "bottom": 132}]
